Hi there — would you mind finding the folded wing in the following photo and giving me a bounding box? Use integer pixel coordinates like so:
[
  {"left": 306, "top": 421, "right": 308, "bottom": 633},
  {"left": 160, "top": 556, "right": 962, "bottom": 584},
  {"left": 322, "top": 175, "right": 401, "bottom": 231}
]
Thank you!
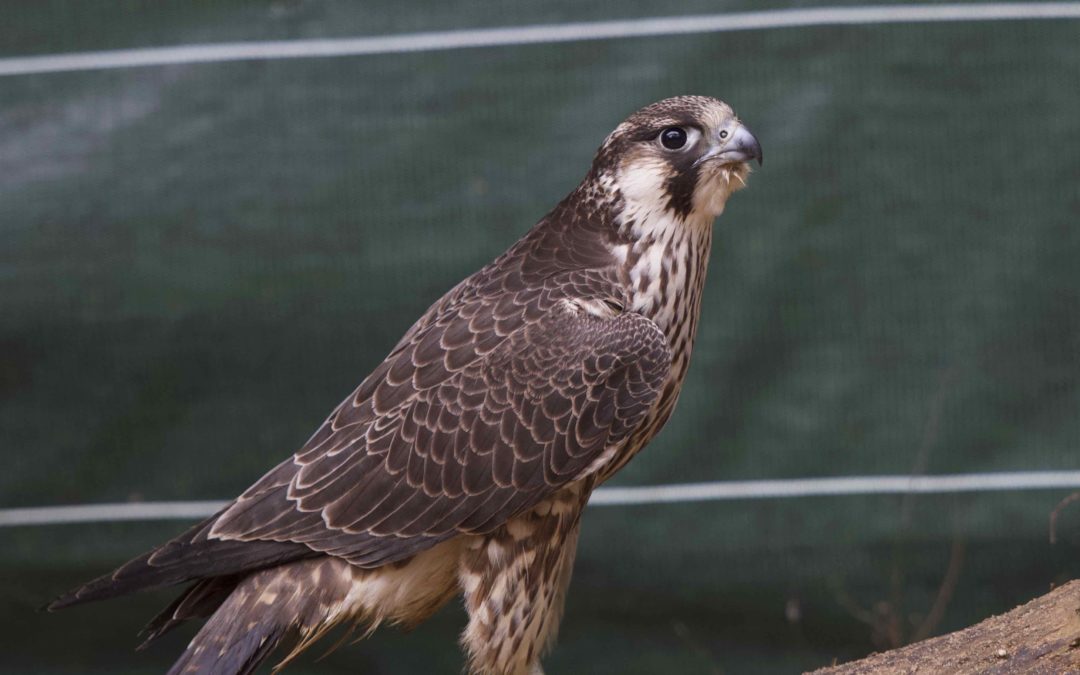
[
  {"left": 50, "top": 271, "right": 672, "bottom": 609},
  {"left": 211, "top": 296, "right": 671, "bottom": 567}
]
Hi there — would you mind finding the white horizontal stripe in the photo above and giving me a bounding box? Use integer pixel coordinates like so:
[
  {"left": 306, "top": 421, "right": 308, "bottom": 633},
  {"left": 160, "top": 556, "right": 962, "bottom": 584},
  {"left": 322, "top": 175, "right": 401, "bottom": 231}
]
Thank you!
[
  {"left": 588, "top": 471, "right": 1080, "bottom": 505},
  {"left": 0, "top": 501, "right": 228, "bottom": 527},
  {"left": 2, "top": 471, "right": 1079, "bottom": 526},
  {"left": 1, "top": 4, "right": 1079, "bottom": 77}
]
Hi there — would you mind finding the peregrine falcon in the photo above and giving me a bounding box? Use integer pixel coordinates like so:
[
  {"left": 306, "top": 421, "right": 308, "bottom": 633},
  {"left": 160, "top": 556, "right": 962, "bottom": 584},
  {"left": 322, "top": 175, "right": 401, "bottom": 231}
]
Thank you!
[{"left": 49, "top": 95, "right": 762, "bottom": 675}]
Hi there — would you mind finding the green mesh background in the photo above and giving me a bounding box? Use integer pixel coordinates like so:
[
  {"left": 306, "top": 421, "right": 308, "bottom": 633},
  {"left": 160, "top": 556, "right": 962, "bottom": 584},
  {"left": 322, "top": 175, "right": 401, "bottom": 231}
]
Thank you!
[{"left": 2, "top": 1, "right": 1079, "bottom": 673}]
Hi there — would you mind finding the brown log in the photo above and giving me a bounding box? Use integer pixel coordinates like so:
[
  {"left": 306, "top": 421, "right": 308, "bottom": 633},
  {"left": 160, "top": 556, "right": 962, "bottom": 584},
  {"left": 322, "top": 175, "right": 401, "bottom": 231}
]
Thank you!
[{"left": 810, "top": 580, "right": 1080, "bottom": 674}]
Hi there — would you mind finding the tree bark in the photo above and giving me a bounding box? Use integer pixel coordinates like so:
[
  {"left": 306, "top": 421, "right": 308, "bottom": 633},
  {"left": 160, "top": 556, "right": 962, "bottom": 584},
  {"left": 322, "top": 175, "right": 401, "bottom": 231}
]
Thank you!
[{"left": 810, "top": 580, "right": 1080, "bottom": 674}]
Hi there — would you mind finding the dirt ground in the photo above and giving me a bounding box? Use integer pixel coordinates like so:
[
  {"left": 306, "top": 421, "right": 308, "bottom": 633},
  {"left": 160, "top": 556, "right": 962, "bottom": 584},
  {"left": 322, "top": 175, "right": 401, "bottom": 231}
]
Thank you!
[{"left": 813, "top": 581, "right": 1080, "bottom": 674}]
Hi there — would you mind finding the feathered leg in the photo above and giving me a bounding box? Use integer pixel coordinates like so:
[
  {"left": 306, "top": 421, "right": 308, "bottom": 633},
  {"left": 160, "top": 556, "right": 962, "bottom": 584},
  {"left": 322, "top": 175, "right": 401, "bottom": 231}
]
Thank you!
[{"left": 459, "top": 485, "right": 586, "bottom": 675}]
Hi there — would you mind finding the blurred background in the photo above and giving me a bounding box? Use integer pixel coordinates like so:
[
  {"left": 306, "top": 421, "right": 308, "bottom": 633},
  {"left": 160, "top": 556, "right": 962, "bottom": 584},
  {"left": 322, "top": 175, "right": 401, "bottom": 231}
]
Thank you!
[{"left": 2, "top": 1, "right": 1079, "bottom": 672}]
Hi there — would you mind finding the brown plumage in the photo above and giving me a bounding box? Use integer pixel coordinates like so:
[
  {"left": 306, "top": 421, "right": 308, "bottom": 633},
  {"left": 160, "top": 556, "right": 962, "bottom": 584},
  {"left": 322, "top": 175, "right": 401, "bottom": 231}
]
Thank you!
[{"left": 48, "top": 95, "right": 762, "bottom": 675}]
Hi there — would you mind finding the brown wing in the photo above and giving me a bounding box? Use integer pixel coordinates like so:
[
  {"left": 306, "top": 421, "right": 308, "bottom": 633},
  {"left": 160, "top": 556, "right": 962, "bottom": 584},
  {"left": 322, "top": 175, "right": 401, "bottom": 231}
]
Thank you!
[
  {"left": 208, "top": 292, "right": 671, "bottom": 567},
  {"left": 48, "top": 264, "right": 669, "bottom": 608}
]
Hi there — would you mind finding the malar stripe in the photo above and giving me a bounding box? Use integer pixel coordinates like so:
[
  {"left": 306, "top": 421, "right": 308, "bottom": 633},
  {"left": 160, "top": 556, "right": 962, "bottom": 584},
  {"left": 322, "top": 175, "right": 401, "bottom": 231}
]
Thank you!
[
  {"left": 2, "top": 4, "right": 1080, "bottom": 77},
  {"left": 3, "top": 471, "right": 1079, "bottom": 526}
]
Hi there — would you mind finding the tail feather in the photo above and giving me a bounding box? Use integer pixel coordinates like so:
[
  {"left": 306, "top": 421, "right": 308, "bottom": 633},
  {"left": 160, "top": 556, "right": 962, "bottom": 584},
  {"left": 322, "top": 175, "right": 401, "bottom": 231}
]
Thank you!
[
  {"left": 138, "top": 575, "right": 242, "bottom": 649},
  {"left": 165, "top": 558, "right": 359, "bottom": 675},
  {"left": 167, "top": 617, "right": 289, "bottom": 675},
  {"left": 50, "top": 532, "right": 461, "bottom": 674}
]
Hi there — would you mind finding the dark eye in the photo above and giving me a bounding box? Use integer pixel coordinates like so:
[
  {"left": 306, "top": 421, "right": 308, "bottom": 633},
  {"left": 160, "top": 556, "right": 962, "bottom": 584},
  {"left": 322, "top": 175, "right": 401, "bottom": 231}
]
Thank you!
[
  {"left": 659, "top": 127, "right": 688, "bottom": 150},
  {"left": 719, "top": 129, "right": 729, "bottom": 139}
]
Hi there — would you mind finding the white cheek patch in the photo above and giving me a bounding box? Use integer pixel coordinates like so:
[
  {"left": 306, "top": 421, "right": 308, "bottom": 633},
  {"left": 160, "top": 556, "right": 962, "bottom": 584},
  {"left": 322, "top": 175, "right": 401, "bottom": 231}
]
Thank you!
[{"left": 616, "top": 156, "right": 671, "bottom": 218}]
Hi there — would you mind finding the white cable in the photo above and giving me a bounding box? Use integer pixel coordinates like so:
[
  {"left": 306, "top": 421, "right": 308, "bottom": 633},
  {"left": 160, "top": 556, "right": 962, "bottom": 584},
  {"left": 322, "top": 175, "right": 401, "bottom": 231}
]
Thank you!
[
  {"left": 3, "top": 471, "right": 1079, "bottom": 526},
  {"left": 1, "top": 4, "right": 1079, "bottom": 77},
  {"left": 588, "top": 471, "right": 1080, "bottom": 505}
]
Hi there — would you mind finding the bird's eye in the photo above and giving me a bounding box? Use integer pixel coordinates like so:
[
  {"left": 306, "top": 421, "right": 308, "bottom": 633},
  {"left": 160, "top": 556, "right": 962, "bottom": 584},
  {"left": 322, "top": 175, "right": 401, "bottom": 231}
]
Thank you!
[
  {"left": 659, "top": 127, "right": 688, "bottom": 150},
  {"left": 719, "top": 130, "right": 729, "bottom": 139}
]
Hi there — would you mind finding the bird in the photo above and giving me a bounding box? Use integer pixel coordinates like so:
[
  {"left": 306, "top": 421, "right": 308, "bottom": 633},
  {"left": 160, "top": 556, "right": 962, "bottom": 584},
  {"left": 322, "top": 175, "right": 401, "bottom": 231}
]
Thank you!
[{"left": 48, "top": 95, "right": 762, "bottom": 675}]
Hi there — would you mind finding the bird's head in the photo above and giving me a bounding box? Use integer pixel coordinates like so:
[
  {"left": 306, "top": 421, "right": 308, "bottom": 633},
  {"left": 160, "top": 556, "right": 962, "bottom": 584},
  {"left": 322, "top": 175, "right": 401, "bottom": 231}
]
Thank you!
[{"left": 591, "top": 95, "right": 762, "bottom": 223}]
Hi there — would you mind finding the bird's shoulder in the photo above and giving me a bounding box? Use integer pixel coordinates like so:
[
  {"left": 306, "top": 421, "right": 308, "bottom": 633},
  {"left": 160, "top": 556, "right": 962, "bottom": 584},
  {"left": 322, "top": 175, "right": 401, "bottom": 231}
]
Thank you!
[{"left": 353, "top": 256, "right": 635, "bottom": 406}]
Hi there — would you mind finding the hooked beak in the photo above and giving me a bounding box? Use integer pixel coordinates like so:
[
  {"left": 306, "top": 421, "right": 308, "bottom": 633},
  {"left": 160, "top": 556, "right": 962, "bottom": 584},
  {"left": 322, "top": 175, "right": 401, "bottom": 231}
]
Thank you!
[{"left": 706, "top": 124, "right": 763, "bottom": 167}]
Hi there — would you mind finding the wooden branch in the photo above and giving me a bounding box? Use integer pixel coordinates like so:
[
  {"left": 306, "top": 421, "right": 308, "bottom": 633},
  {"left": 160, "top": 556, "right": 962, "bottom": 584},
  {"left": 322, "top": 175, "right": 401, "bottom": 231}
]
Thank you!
[{"left": 810, "top": 580, "right": 1080, "bottom": 674}]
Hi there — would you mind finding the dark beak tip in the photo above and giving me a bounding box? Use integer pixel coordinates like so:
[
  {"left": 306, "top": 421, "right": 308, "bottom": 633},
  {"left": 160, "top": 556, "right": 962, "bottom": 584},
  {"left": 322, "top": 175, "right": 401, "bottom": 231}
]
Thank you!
[
  {"left": 749, "top": 136, "right": 763, "bottom": 167},
  {"left": 738, "top": 127, "right": 763, "bottom": 168}
]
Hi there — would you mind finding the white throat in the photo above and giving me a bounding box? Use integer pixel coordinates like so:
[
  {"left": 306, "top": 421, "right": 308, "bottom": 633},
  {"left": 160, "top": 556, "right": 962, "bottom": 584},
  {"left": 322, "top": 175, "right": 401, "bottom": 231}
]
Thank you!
[{"left": 609, "top": 197, "right": 714, "bottom": 343}]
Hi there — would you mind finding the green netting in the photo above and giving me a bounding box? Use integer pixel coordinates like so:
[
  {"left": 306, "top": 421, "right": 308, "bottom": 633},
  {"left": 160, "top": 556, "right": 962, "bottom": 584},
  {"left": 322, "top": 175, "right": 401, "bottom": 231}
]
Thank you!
[{"left": 2, "top": 2, "right": 1079, "bottom": 673}]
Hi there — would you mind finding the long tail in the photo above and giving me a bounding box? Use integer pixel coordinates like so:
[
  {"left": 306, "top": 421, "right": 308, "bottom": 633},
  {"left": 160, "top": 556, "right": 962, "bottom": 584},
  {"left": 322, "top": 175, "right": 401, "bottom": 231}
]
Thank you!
[
  {"left": 165, "top": 557, "right": 361, "bottom": 675},
  {"left": 49, "top": 521, "right": 460, "bottom": 674}
]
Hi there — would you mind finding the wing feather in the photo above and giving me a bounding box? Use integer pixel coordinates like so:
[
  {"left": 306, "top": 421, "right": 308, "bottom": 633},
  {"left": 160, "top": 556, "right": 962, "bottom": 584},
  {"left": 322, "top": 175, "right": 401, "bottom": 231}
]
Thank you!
[{"left": 198, "top": 270, "right": 671, "bottom": 568}]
